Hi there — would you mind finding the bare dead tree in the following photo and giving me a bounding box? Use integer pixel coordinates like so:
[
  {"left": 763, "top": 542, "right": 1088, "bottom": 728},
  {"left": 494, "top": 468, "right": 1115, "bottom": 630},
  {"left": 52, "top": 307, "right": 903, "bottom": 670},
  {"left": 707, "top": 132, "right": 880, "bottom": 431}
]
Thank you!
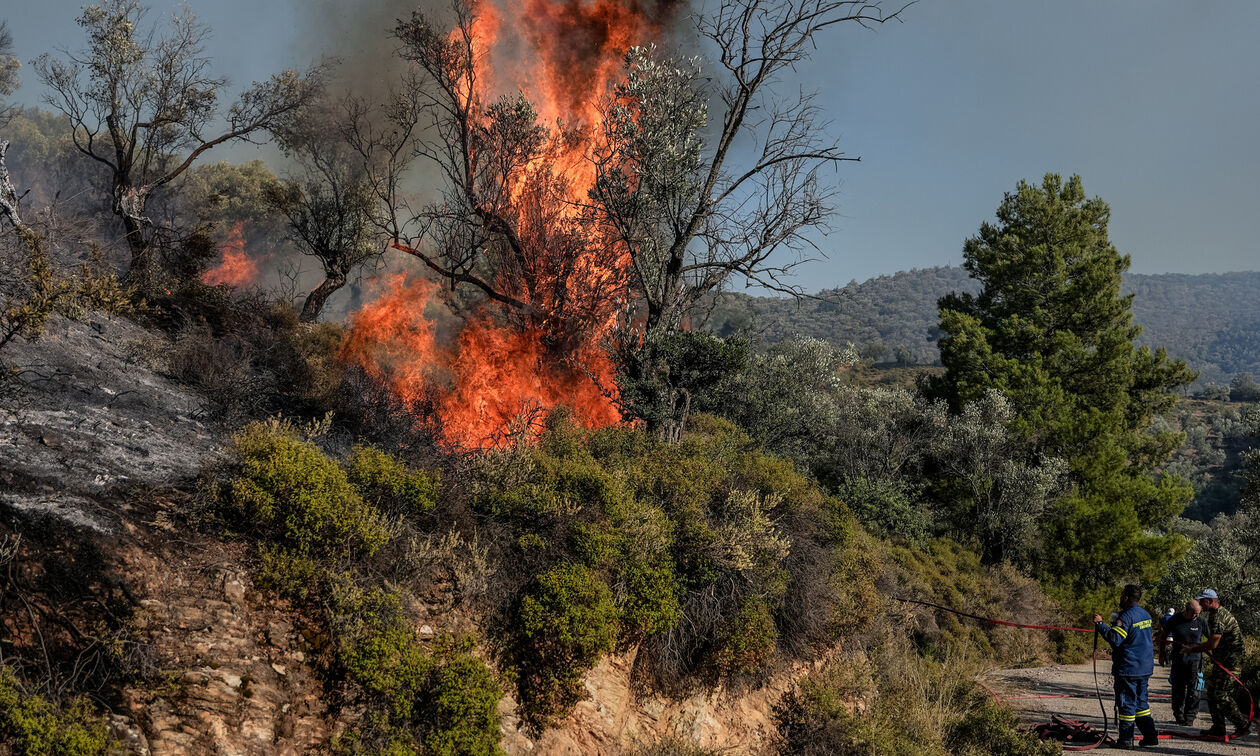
[
  {"left": 0, "top": 20, "right": 22, "bottom": 229},
  {"left": 591, "top": 1, "right": 911, "bottom": 336},
  {"left": 0, "top": 140, "right": 25, "bottom": 232},
  {"left": 268, "top": 103, "right": 384, "bottom": 322},
  {"left": 32, "top": 0, "right": 325, "bottom": 287}
]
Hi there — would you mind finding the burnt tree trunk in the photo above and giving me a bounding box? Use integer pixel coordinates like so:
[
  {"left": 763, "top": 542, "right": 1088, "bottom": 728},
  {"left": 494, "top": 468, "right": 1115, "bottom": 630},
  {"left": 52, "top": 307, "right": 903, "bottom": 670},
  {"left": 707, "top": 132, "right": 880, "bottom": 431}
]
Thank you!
[{"left": 300, "top": 273, "right": 346, "bottom": 323}]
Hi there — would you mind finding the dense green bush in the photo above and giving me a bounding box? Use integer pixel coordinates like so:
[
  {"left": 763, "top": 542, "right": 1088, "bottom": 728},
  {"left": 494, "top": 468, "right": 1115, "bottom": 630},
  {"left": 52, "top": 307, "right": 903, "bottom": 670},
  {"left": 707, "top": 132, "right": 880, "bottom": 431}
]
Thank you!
[
  {"left": 226, "top": 425, "right": 502, "bottom": 753},
  {"left": 710, "top": 599, "right": 778, "bottom": 676},
  {"left": 518, "top": 562, "right": 620, "bottom": 722},
  {"left": 230, "top": 419, "right": 390, "bottom": 558},
  {"left": 776, "top": 662, "right": 936, "bottom": 756},
  {"left": 347, "top": 444, "right": 439, "bottom": 515},
  {"left": 465, "top": 412, "right": 881, "bottom": 720},
  {"left": 0, "top": 667, "right": 116, "bottom": 756},
  {"left": 329, "top": 581, "right": 503, "bottom": 755}
]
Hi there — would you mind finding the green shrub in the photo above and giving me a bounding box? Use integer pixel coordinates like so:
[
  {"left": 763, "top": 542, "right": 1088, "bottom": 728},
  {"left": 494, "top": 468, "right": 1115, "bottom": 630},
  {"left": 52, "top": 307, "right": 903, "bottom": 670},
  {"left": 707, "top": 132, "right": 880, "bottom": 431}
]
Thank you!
[
  {"left": 0, "top": 667, "right": 116, "bottom": 756},
  {"left": 328, "top": 581, "right": 503, "bottom": 753},
  {"left": 946, "top": 696, "right": 1060, "bottom": 756},
  {"left": 517, "top": 532, "right": 550, "bottom": 552},
  {"left": 230, "top": 419, "right": 389, "bottom": 558},
  {"left": 254, "top": 544, "right": 319, "bottom": 601},
  {"left": 423, "top": 639, "right": 505, "bottom": 756},
  {"left": 711, "top": 599, "right": 777, "bottom": 677},
  {"left": 347, "top": 445, "right": 439, "bottom": 515},
  {"left": 776, "top": 670, "right": 916, "bottom": 756},
  {"left": 518, "top": 562, "right": 620, "bottom": 724},
  {"left": 838, "top": 475, "right": 931, "bottom": 544},
  {"left": 329, "top": 581, "right": 432, "bottom": 723}
]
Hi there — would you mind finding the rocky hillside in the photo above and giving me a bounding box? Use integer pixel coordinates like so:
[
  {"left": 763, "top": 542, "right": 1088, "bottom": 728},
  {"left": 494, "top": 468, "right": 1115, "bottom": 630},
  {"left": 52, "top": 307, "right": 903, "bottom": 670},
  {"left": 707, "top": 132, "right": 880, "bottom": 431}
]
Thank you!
[{"left": 0, "top": 312, "right": 1068, "bottom": 755}]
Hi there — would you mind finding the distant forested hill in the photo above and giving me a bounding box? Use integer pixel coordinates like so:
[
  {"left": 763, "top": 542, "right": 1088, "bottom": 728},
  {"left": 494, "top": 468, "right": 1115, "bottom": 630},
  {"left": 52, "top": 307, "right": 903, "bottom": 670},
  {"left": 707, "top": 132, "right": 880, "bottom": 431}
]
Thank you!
[{"left": 707, "top": 267, "right": 1260, "bottom": 384}]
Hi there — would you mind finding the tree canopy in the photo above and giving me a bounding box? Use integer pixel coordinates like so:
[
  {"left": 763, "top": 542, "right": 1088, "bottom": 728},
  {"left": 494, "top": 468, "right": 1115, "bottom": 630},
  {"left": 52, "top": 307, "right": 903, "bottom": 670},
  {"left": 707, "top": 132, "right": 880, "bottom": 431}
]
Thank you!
[{"left": 927, "top": 174, "right": 1196, "bottom": 604}]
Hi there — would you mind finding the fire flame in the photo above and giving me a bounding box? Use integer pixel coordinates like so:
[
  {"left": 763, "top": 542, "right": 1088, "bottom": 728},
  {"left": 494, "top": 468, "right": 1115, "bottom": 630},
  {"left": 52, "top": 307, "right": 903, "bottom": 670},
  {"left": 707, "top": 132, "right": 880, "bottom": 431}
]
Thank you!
[
  {"left": 343, "top": 0, "right": 678, "bottom": 449},
  {"left": 202, "top": 221, "right": 259, "bottom": 287}
]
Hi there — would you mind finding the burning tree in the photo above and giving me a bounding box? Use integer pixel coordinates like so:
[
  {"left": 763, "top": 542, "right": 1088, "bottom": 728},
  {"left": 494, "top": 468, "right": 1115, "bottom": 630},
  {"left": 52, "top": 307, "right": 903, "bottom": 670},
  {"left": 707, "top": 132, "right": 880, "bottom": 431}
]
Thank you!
[
  {"left": 343, "top": 0, "right": 907, "bottom": 445},
  {"left": 32, "top": 0, "right": 324, "bottom": 287}
]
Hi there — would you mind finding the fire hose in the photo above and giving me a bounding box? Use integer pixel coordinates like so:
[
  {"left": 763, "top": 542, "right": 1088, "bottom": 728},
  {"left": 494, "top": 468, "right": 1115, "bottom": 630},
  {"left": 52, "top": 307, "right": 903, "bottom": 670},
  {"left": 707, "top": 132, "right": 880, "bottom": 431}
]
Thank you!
[{"left": 893, "top": 596, "right": 1255, "bottom": 749}]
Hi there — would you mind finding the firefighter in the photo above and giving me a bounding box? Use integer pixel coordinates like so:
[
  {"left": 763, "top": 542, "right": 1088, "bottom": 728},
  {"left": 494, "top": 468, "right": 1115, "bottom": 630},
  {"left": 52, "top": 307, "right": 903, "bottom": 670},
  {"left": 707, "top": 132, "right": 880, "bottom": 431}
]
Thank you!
[
  {"left": 1182, "top": 588, "right": 1250, "bottom": 738},
  {"left": 1094, "top": 584, "right": 1158, "bottom": 748}
]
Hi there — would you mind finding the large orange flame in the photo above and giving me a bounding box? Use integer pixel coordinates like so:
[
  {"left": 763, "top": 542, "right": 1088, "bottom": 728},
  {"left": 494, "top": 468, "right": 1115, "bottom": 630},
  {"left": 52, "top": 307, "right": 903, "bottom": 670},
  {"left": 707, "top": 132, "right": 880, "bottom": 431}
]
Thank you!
[
  {"left": 202, "top": 221, "right": 259, "bottom": 287},
  {"left": 343, "top": 0, "right": 677, "bottom": 449}
]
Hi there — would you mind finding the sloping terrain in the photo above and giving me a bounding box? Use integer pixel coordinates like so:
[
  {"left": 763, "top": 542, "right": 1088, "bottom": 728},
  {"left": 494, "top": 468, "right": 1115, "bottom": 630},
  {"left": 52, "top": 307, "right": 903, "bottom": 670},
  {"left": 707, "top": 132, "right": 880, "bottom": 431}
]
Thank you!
[
  {"left": 1, "top": 316, "right": 328, "bottom": 753},
  {"left": 0, "top": 315, "right": 855, "bottom": 755}
]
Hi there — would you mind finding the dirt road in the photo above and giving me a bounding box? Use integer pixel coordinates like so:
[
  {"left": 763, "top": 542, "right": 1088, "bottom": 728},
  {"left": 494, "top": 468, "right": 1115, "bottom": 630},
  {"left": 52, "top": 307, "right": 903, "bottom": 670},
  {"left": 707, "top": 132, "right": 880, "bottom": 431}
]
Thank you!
[{"left": 988, "top": 662, "right": 1257, "bottom": 754}]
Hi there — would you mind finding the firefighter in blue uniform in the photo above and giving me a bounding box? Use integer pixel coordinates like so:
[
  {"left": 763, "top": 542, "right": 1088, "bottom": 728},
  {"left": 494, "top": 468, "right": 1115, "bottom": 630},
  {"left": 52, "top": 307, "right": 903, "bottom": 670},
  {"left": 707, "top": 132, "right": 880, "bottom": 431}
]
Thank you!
[{"left": 1094, "top": 584, "right": 1159, "bottom": 748}]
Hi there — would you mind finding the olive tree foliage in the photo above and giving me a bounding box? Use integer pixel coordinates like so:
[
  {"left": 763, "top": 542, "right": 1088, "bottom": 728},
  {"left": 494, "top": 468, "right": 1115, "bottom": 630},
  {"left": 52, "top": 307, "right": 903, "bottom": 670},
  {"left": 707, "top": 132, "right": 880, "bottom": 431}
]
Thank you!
[
  {"left": 32, "top": 0, "right": 324, "bottom": 285},
  {"left": 592, "top": 1, "right": 910, "bottom": 334},
  {"left": 1154, "top": 410, "right": 1254, "bottom": 635},
  {"left": 0, "top": 20, "right": 18, "bottom": 127},
  {"left": 705, "top": 337, "right": 1066, "bottom": 557},
  {"left": 268, "top": 104, "right": 384, "bottom": 322},
  {"left": 934, "top": 390, "right": 1069, "bottom": 565},
  {"left": 591, "top": 2, "right": 909, "bottom": 437},
  {"left": 1155, "top": 408, "right": 1260, "bottom": 633}
]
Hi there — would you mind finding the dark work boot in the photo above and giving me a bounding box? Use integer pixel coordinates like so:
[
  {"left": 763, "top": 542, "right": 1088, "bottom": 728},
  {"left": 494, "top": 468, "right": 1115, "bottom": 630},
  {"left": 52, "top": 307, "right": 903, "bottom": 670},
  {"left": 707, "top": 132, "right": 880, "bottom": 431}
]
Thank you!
[
  {"left": 1137, "top": 717, "right": 1159, "bottom": 747},
  {"left": 1200, "top": 724, "right": 1228, "bottom": 737}
]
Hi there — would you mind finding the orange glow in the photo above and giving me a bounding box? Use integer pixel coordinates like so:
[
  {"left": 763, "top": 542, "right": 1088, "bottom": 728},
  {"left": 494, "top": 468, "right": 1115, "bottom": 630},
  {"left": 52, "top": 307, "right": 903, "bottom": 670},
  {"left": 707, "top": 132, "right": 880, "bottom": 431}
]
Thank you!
[
  {"left": 344, "top": 0, "right": 676, "bottom": 449},
  {"left": 202, "top": 221, "right": 258, "bottom": 287}
]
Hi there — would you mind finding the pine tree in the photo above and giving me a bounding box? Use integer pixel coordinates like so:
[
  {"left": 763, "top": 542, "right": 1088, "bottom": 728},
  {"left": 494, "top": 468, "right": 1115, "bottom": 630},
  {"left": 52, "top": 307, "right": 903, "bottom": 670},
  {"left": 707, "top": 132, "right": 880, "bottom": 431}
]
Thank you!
[{"left": 928, "top": 174, "right": 1196, "bottom": 606}]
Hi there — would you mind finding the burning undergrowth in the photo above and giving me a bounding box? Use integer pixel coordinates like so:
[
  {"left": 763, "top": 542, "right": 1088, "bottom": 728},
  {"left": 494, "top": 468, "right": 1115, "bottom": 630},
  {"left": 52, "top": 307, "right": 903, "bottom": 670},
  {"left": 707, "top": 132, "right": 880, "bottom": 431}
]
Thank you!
[
  {"left": 339, "top": 0, "right": 686, "bottom": 450},
  {"left": 201, "top": 222, "right": 260, "bottom": 287}
]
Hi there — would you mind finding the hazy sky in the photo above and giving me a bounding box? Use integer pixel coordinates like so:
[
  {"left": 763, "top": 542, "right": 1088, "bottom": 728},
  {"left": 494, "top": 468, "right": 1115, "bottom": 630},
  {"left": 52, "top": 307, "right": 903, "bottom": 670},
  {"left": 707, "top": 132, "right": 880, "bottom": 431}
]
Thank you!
[{"left": 6, "top": 0, "right": 1259, "bottom": 287}]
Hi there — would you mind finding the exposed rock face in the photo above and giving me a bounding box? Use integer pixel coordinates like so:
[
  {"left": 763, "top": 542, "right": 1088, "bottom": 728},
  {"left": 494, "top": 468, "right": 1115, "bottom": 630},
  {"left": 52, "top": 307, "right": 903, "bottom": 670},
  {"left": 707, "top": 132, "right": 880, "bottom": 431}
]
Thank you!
[
  {"left": 501, "top": 649, "right": 826, "bottom": 755},
  {"left": 1, "top": 316, "right": 325, "bottom": 754},
  {"left": 119, "top": 542, "right": 328, "bottom": 755}
]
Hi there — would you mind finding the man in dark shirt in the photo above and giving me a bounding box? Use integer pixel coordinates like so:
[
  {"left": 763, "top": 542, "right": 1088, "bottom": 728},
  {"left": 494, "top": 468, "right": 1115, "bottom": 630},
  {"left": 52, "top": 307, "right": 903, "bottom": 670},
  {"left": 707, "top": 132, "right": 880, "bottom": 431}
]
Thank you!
[{"left": 1157, "top": 599, "right": 1207, "bottom": 725}]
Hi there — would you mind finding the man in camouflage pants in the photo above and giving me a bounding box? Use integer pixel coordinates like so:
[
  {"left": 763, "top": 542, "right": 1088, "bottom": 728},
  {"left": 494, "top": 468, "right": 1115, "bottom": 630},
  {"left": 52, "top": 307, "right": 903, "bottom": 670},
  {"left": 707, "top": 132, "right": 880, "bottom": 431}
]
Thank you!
[{"left": 1184, "top": 589, "right": 1250, "bottom": 737}]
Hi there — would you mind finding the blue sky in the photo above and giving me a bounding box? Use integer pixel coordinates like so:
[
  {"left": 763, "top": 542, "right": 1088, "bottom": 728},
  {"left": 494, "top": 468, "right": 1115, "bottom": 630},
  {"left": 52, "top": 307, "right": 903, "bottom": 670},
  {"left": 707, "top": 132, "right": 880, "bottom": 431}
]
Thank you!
[{"left": 6, "top": 0, "right": 1259, "bottom": 287}]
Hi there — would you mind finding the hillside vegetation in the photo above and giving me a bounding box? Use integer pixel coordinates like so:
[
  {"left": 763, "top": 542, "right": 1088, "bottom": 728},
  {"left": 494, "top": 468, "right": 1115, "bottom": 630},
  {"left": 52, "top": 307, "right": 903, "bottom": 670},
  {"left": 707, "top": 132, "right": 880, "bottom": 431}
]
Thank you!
[
  {"left": 2, "top": 3, "right": 1259, "bottom": 752},
  {"left": 708, "top": 267, "right": 1260, "bottom": 384}
]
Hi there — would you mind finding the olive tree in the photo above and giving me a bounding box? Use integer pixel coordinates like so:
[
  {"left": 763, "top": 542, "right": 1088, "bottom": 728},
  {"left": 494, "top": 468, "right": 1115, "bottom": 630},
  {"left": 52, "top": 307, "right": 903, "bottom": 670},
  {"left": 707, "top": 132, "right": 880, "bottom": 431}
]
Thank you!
[
  {"left": 591, "top": 1, "right": 908, "bottom": 434},
  {"left": 33, "top": 0, "right": 323, "bottom": 285},
  {"left": 268, "top": 104, "right": 384, "bottom": 322},
  {"left": 0, "top": 19, "right": 18, "bottom": 127}
]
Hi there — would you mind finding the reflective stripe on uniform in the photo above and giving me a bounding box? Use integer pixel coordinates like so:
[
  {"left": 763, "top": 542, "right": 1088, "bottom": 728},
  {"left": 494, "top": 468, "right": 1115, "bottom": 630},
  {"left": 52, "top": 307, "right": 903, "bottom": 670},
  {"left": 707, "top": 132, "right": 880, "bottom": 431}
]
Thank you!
[
  {"left": 1133, "top": 619, "right": 1151, "bottom": 630},
  {"left": 1119, "top": 714, "right": 1136, "bottom": 722},
  {"left": 1135, "top": 709, "right": 1151, "bottom": 718},
  {"left": 1113, "top": 625, "right": 1128, "bottom": 638}
]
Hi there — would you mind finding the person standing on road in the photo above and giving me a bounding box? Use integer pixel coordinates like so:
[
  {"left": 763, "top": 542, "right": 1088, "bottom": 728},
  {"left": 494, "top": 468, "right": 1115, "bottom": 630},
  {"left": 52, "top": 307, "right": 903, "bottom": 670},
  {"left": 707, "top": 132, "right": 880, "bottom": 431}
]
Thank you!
[
  {"left": 1183, "top": 588, "right": 1251, "bottom": 738},
  {"left": 1157, "top": 599, "right": 1208, "bottom": 726},
  {"left": 1095, "top": 584, "right": 1159, "bottom": 749}
]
